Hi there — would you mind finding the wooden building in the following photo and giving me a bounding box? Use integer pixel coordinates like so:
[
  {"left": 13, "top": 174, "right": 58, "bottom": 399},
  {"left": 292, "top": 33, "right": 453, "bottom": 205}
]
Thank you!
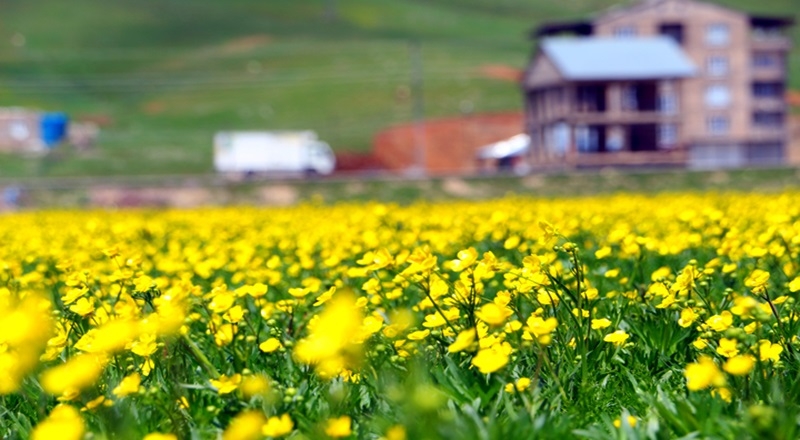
[{"left": 523, "top": 0, "right": 794, "bottom": 169}]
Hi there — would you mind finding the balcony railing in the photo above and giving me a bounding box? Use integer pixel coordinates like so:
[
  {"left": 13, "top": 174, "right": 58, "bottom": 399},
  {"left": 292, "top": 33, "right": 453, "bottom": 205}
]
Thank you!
[
  {"left": 750, "top": 35, "right": 792, "bottom": 51},
  {"left": 750, "top": 126, "right": 787, "bottom": 141}
]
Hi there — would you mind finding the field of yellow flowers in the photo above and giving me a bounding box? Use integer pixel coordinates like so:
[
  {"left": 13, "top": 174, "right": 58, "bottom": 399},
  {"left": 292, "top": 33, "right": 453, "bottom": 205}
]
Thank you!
[{"left": 3, "top": 191, "right": 800, "bottom": 439}]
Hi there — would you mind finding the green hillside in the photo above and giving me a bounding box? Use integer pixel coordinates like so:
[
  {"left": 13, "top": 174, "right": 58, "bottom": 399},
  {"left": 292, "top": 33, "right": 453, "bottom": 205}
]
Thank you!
[{"left": 0, "top": 0, "right": 797, "bottom": 177}]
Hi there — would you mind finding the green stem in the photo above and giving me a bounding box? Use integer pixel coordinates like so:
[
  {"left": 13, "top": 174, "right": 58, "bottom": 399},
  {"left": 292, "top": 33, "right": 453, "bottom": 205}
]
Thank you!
[{"left": 180, "top": 333, "right": 220, "bottom": 378}]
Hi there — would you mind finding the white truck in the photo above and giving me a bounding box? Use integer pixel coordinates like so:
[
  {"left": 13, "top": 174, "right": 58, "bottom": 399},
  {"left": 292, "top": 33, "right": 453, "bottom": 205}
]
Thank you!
[{"left": 213, "top": 131, "right": 336, "bottom": 176}]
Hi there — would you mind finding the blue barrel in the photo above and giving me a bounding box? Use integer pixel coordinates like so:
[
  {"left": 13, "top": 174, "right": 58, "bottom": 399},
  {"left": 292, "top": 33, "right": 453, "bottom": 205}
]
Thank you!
[{"left": 40, "top": 113, "right": 68, "bottom": 148}]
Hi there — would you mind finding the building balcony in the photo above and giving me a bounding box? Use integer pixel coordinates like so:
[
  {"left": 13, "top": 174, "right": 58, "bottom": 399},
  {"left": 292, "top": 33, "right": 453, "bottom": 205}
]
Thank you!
[
  {"left": 750, "top": 35, "right": 792, "bottom": 51},
  {"left": 750, "top": 126, "right": 788, "bottom": 142},
  {"left": 568, "top": 111, "right": 679, "bottom": 125},
  {"left": 570, "top": 149, "right": 688, "bottom": 168},
  {"left": 751, "top": 96, "right": 787, "bottom": 112},
  {"left": 751, "top": 67, "right": 786, "bottom": 81}
]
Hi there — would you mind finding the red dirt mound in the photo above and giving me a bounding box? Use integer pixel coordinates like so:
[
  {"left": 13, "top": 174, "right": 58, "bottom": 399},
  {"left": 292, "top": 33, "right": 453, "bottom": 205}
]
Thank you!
[
  {"left": 477, "top": 64, "right": 523, "bottom": 82},
  {"left": 373, "top": 112, "right": 524, "bottom": 174},
  {"left": 334, "top": 152, "right": 386, "bottom": 173}
]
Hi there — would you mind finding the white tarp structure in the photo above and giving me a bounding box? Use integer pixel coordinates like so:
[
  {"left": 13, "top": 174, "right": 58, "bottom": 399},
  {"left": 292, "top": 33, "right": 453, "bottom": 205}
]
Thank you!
[{"left": 476, "top": 134, "right": 531, "bottom": 159}]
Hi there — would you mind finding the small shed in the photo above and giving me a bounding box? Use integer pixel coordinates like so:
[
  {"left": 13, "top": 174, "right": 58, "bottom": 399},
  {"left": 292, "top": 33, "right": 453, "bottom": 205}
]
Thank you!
[{"left": 0, "top": 108, "right": 43, "bottom": 153}]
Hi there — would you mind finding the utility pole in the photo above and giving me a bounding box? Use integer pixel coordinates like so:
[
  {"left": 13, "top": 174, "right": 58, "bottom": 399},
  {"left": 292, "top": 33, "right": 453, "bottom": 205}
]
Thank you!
[
  {"left": 409, "top": 40, "right": 426, "bottom": 176},
  {"left": 324, "top": 0, "right": 338, "bottom": 22}
]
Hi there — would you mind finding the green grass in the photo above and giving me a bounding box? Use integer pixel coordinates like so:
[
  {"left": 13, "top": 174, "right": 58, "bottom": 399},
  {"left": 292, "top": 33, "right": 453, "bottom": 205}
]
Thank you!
[{"left": 0, "top": 0, "right": 797, "bottom": 177}]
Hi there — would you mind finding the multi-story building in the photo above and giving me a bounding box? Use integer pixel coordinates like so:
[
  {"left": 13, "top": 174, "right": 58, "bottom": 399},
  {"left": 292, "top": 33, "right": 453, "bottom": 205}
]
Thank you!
[{"left": 522, "top": 0, "right": 794, "bottom": 169}]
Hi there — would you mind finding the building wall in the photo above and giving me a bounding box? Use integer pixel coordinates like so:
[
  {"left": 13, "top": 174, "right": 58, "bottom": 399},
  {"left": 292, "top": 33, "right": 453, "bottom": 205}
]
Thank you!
[{"left": 593, "top": 0, "right": 753, "bottom": 148}]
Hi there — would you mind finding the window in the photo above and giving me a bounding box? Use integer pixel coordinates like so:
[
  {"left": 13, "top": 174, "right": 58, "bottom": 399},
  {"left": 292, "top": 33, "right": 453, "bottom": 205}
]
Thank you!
[
  {"left": 659, "top": 23, "right": 685, "bottom": 45},
  {"left": 752, "top": 112, "right": 784, "bottom": 128},
  {"left": 622, "top": 85, "right": 638, "bottom": 111},
  {"left": 613, "top": 25, "right": 637, "bottom": 38},
  {"left": 707, "top": 115, "right": 730, "bottom": 135},
  {"left": 576, "top": 85, "right": 606, "bottom": 112},
  {"left": 658, "top": 124, "right": 678, "bottom": 148},
  {"left": 705, "top": 84, "right": 731, "bottom": 107},
  {"left": 707, "top": 56, "right": 729, "bottom": 76},
  {"left": 606, "top": 127, "right": 624, "bottom": 152},
  {"left": 706, "top": 23, "right": 730, "bottom": 46},
  {"left": 575, "top": 125, "right": 600, "bottom": 152},
  {"left": 658, "top": 92, "right": 678, "bottom": 114},
  {"left": 752, "top": 82, "right": 783, "bottom": 98},
  {"left": 753, "top": 52, "right": 778, "bottom": 68}
]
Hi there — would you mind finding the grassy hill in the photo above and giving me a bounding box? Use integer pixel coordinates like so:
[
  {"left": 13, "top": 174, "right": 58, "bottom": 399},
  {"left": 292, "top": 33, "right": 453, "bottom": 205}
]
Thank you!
[{"left": 0, "top": 0, "right": 797, "bottom": 177}]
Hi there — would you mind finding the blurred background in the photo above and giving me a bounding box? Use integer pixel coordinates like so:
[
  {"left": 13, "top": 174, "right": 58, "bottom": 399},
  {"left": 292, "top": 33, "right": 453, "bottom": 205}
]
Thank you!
[{"left": 0, "top": 0, "right": 797, "bottom": 203}]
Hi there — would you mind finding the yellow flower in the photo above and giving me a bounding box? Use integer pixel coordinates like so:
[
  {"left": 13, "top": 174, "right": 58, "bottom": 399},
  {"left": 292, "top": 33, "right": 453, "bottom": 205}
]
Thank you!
[
  {"left": 655, "top": 293, "right": 676, "bottom": 309},
  {"left": 406, "top": 330, "right": 430, "bottom": 341},
  {"left": 504, "top": 235, "right": 521, "bottom": 249},
  {"left": 112, "top": 373, "right": 141, "bottom": 397},
  {"left": 288, "top": 287, "right": 311, "bottom": 298},
  {"left": 293, "top": 293, "right": 364, "bottom": 378},
  {"left": 722, "top": 263, "right": 737, "bottom": 274},
  {"left": 214, "top": 324, "right": 236, "bottom": 347},
  {"left": 716, "top": 338, "right": 739, "bottom": 358},
  {"left": 449, "top": 247, "right": 478, "bottom": 272},
  {"left": 314, "top": 286, "right": 337, "bottom": 306},
  {"left": 471, "top": 345, "right": 509, "bottom": 374},
  {"left": 61, "top": 287, "right": 87, "bottom": 305},
  {"left": 744, "top": 269, "right": 770, "bottom": 293},
  {"left": 210, "top": 374, "right": 242, "bottom": 395},
  {"left": 325, "top": 416, "right": 352, "bottom": 438},
  {"left": 82, "top": 395, "right": 110, "bottom": 411},
  {"left": 261, "top": 414, "right": 293, "bottom": 437},
  {"left": 475, "top": 302, "right": 513, "bottom": 326},
  {"left": 384, "top": 425, "right": 407, "bottom": 440},
  {"left": 613, "top": 415, "right": 637, "bottom": 428},
  {"left": 134, "top": 275, "right": 155, "bottom": 292},
  {"left": 678, "top": 308, "right": 698, "bottom": 328},
  {"left": 448, "top": 328, "right": 477, "bottom": 353},
  {"left": 224, "top": 305, "right": 246, "bottom": 323},
  {"left": 223, "top": 410, "right": 266, "bottom": 440},
  {"left": 759, "top": 340, "right": 783, "bottom": 362},
  {"left": 595, "top": 246, "right": 611, "bottom": 259},
  {"left": 240, "top": 375, "right": 271, "bottom": 398},
  {"left": 77, "top": 319, "right": 140, "bottom": 354},
  {"left": 259, "top": 338, "right": 283, "bottom": 353},
  {"left": 712, "top": 387, "right": 732, "bottom": 403},
  {"left": 705, "top": 311, "right": 733, "bottom": 332},
  {"left": 515, "top": 377, "right": 531, "bottom": 392},
  {"left": 143, "top": 434, "right": 178, "bottom": 440},
  {"left": 685, "top": 356, "right": 725, "bottom": 391},
  {"left": 130, "top": 334, "right": 158, "bottom": 357},
  {"left": 789, "top": 276, "right": 800, "bottom": 293},
  {"left": 239, "top": 283, "right": 268, "bottom": 298},
  {"left": 591, "top": 318, "right": 611, "bottom": 330},
  {"left": 536, "top": 290, "right": 558, "bottom": 305},
  {"left": 603, "top": 330, "right": 629, "bottom": 346},
  {"left": 41, "top": 354, "right": 107, "bottom": 396},
  {"left": 723, "top": 355, "right": 755, "bottom": 376},
  {"left": 69, "top": 297, "right": 95, "bottom": 316},
  {"left": 31, "top": 404, "right": 84, "bottom": 440},
  {"left": 526, "top": 316, "right": 558, "bottom": 339},
  {"left": 730, "top": 296, "right": 758, "bottom": 317}
]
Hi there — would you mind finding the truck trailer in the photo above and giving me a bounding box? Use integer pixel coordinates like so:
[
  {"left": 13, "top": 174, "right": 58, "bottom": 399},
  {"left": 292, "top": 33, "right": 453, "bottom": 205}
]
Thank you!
[{"left": 213, "top": 131, "right": 336, "bottom": 176}]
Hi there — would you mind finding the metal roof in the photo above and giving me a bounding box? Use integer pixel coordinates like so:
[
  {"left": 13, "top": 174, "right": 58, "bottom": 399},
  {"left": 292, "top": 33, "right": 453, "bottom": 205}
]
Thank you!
[{"left": 541, "top": 37, "right": 696, "bottom": 80}]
